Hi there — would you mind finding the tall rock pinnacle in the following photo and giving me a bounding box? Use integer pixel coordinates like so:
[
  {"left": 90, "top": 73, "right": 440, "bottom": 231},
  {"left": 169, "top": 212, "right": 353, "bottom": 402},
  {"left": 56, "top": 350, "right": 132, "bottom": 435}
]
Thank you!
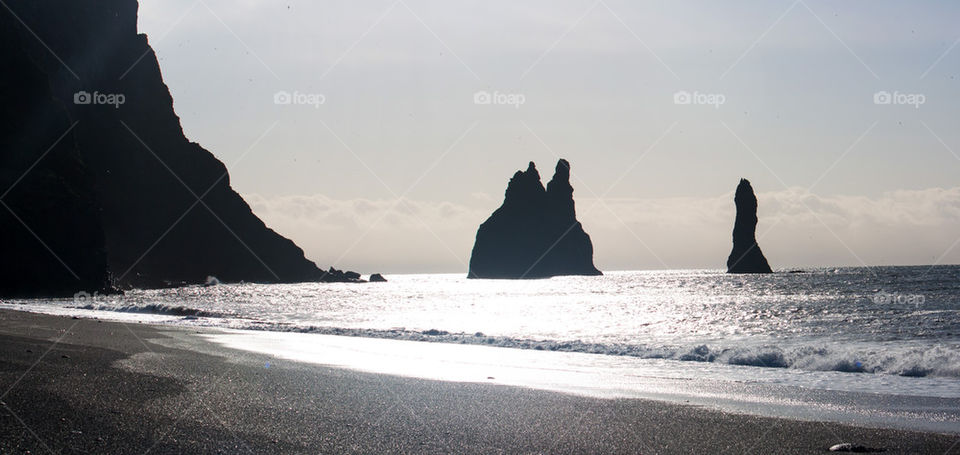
[
  {"left": 468, "top": 159, "right": 601, "bottom": 279},
  {"left": 726, "top": 179, "right": 773, "bottom": 273}
]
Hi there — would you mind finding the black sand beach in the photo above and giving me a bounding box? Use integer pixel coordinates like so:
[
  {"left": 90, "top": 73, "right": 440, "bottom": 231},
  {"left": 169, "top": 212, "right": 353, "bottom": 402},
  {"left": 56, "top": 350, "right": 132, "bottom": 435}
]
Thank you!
[{"left": 0, "top": 309, "right": 956, "bottom": 454}]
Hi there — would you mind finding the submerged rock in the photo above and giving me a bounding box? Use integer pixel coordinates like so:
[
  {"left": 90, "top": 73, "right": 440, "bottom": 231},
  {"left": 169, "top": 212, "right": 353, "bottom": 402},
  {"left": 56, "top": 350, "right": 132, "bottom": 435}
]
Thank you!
[
  {"left": 726, "top": 179, "right": 773, "bottom": 274},
  {"left": 0, "top": 0, "right": 363, "bottom": 296},
  {"left": 322, "top": 268, "right": 363, "bottom": 283},
  {"left": 468, "top": 160, "right": 601, "bottom": 279}
]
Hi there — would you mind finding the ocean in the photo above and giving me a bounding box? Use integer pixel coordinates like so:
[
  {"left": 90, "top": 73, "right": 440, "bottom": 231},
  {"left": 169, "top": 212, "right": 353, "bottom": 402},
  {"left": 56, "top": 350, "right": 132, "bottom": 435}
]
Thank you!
[{"left": 4, "top": 265, "right": 959, "bottom": 432}]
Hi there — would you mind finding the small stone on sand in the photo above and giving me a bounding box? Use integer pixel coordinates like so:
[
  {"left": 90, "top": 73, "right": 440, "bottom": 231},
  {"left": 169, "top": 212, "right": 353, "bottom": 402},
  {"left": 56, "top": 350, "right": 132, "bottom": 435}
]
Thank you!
[{"left": 829, "top": 442, "right": 880, "bottom": 452}]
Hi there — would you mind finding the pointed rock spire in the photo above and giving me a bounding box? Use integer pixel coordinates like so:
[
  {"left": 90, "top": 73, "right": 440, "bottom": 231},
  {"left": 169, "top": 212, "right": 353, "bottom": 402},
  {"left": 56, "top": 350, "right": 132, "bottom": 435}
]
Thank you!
[
  {"left": 546, "top": 159, "right": 576, "bottom": 224},
  {"left": 726, "top": 179, "right": 773, "bottom": 273}
]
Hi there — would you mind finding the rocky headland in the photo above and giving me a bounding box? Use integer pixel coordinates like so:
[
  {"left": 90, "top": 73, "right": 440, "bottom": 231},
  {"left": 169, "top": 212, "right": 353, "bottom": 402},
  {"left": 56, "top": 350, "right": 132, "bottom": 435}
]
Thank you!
[{"left": 0, "top": 0, "right": 363, "bottom": 297}]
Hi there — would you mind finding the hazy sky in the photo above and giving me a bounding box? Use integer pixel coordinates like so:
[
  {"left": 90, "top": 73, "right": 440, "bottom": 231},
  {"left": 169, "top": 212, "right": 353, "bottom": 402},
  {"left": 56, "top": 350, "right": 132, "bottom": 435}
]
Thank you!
[{"left": 137, "top": 0, "right": 960, "bottom": 273}]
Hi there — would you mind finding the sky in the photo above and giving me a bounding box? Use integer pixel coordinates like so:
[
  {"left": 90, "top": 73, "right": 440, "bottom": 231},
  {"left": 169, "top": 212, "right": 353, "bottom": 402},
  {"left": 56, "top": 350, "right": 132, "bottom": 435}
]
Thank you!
[{"left": 137, "top": 0, "right": 960, "bottom": 273}]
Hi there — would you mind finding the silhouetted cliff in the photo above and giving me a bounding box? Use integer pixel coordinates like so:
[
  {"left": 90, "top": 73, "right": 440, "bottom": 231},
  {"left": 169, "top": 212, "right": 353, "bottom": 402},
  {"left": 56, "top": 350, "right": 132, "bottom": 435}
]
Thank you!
[
  {"left": 468, "top": 160, "right": 601, "bottom": 279},
  {"left": 726, "top": 179, "right": 773, "bottom": 273},
  {"left": 0, "top": 25, "right": 113, "bottom": 297},
  {"left": 0, "top": 0, "right": 358, "bottom": 295}
]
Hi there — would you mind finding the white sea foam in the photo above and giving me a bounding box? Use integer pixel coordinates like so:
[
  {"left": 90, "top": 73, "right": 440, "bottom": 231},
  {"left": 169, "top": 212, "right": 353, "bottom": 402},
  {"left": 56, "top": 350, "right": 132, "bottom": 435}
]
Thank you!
[
  {"left": 77, "top": 303, "right": 226, "bottom": 318},
  {"left": 66, "top": 298, "right": 960, "bottom": 379},
  {"left": 203, "top": 329, "right": 960, "bottom": 434},
  {"left": 220, "top": 324, "right": 960, "bottom": 379}
]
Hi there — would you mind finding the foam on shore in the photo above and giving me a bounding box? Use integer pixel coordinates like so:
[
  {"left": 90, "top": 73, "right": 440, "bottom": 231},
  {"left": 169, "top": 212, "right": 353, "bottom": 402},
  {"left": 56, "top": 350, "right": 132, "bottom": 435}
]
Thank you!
[{"left": 204, "top": 329, "right": 960, "bottom": 435}]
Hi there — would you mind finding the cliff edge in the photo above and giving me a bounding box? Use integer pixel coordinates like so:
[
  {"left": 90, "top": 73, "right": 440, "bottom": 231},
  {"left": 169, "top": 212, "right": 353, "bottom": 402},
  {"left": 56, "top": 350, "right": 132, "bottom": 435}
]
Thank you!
[{"left": 0, "top": 0, "right": 358, "bottom": 295}]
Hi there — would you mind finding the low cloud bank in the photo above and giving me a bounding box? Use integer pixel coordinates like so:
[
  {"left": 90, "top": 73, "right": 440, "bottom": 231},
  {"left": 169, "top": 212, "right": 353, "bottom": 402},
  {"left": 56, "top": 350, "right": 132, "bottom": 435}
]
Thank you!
[{"left": 245, "top": 187, "right": 960, "bottom": 273}]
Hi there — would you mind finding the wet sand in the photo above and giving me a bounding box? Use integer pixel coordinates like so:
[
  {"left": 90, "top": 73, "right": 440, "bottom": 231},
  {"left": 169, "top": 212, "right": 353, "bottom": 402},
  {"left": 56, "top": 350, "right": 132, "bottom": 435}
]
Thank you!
[{"left": 0, "top": 309, "right": 956, "bottom": 454}]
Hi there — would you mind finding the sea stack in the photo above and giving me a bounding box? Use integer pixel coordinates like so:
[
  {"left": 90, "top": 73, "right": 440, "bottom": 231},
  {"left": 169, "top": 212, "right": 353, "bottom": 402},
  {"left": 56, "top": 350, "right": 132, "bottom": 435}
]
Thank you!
[
  {"left": 726, "top": 179, "right": 773, "bottom": 273},
  {"left": 468, "top": 160, "right": 601, "bottom": 279},
  {"left": 0, "top": 0, "right": 362, "bottom": 296}
]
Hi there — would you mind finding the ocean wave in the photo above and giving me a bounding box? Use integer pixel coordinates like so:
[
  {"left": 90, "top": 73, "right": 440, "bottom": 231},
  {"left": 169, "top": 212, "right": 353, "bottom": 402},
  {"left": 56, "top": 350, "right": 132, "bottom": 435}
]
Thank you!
[
  {"left": 228, "top": 323, "right": 960, "bottom": 379},
  {"left": 60, "top": 301, "right": 960, "bottom": 379},
  {"left": 77, "top": 303, "right": 226, "bottom": 318}
]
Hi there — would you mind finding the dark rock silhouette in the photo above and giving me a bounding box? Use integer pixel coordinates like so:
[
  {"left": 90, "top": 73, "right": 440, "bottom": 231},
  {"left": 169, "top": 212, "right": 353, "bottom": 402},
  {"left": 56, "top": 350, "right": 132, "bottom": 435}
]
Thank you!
[
  {"left": 369, "top": 273, "right": 388, "bottom": 282},
  {"left": 0, "top": 0, "right": 360, "bottom": 296},
  {"left": 0, "top": 25, "right": 114, "bottom": 297},
  {"left": 468, "top": 160, "right": 601, "bottom": 279},
  {"left": 726, "top": 179, "right": 773, "bottom": 274}
]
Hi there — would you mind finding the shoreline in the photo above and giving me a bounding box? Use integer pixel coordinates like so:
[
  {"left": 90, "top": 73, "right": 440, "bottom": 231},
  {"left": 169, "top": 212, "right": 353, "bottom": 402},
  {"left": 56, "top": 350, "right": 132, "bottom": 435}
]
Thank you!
[
  {"left": 0, "top": 309, "right": 957, "bottom": 453},
  {"left": 6, "top": 299, "right": 960, "bottom": 428},
  {"left": 202, "top": 329, "right": 960, "bottom": 434}
]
